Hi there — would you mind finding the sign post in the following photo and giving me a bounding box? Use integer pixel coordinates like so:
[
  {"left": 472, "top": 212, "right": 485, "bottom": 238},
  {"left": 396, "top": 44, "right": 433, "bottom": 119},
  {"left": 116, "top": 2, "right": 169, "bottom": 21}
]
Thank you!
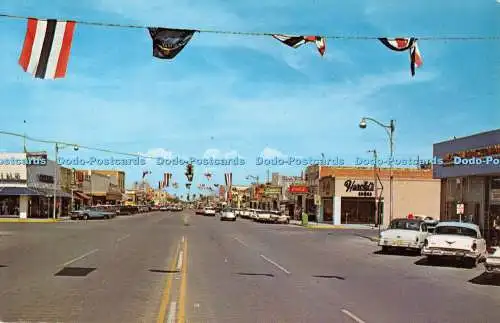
[{"left": 457, "top": 203, "right": 464, "bottom": 222}]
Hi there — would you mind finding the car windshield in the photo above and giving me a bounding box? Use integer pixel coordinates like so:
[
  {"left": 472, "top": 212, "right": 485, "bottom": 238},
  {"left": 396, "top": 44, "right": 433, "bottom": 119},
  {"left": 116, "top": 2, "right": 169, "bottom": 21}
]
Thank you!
[
  {"left": 434, "top": 226, "right": 478, "bottom": 238},
  {"left": 389, "top": 220, "right": 420, "bottom": 231}
]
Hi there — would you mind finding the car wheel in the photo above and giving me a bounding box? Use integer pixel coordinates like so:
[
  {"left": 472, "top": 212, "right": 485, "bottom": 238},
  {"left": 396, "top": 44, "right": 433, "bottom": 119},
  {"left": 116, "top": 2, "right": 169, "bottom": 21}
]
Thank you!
[
  {"left": 381, "top": 246, "right": 389, "bottom": 253},
  {"left": 465, "top": 257, "right": 478, "bottom": 269},
  {"left": 427, "top": 255, "right": 438, "bottom": 264},
  {"left": 83, "top": 214, "right": 89, "bottom": 220}
]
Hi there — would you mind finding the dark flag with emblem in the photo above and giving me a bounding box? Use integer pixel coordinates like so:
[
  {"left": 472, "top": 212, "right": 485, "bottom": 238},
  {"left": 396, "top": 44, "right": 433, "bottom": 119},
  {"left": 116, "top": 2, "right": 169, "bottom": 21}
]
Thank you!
[
  {"left": 272, "top": 34, "right": 326, "bottom": 56},
  {"left": 19, "top": 18, "right": 76, "bottom": 79},
  {"left": 142, "top": 170, "right": 151, "bottom": 179},
  {"left": 378, "top": 38, "right": 423, "bottom": 76},
  {"left": 148, "top": 27, "right": 196, "bottom": 59}
]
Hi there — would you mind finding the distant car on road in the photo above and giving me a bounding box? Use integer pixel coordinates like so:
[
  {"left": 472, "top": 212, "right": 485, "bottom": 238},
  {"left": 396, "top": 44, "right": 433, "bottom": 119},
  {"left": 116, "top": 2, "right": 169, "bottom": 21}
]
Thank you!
[
  {"left": 220, "top": 208, "right": 236, "bottom": 221},
  {"left": 203, "top": 207, "right": 216, "bottom": 216},
  {"left": 421, "top": 222, "right": 487, "bottom": 268},
  {"left": 379, "top": 219, "right": 430, "bottom": 252},
  {"left": 70, "top": 207, "right": 115, "bottom": 220}
]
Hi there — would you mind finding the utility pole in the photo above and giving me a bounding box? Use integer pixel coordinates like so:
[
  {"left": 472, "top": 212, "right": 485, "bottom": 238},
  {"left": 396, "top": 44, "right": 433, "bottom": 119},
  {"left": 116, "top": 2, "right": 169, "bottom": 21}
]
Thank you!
[
  {"left": 368, "top": 149, "right": 379, "bottom": 229},
  {"left": 53, "top": 143, "right": 59, "bottom": 220}
]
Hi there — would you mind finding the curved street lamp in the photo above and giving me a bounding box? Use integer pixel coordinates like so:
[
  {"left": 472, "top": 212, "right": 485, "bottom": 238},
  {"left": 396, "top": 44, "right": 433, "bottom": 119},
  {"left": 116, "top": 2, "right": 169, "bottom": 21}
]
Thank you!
[{"left": 359, "top": 117, "right": 395, "bottom": 224}]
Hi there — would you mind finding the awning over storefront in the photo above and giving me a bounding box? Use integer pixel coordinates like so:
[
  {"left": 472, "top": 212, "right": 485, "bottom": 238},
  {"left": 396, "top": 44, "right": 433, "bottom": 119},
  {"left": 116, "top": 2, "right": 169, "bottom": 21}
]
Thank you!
[
  {"left": 74, "top": 191, "right": 91, "bottom": 200},
  {"left": 35, "top": 188, "right": 72, "bottom": 198},
  {"left": 0, "top": 187, "right": 42, "bottom": 196},
  {"left": 106, "top": 192, "right": 122, "bottom": 201}
]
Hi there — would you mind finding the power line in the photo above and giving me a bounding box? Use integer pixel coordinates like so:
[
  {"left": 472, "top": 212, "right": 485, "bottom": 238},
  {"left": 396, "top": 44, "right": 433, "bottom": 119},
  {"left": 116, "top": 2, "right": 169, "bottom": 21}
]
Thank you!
[
  {"left": 0, "top": 13, "right": 499, "bottom": 40},
  {"left": 0, "top": 130, "right": 158, "bottom": 160}
]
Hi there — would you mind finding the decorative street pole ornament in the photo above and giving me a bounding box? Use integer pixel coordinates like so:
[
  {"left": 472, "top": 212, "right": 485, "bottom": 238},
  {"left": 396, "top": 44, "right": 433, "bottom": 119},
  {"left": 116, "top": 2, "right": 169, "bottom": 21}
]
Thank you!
[{"left": 186, "top": 183, "right": 191, "bottom": 189}]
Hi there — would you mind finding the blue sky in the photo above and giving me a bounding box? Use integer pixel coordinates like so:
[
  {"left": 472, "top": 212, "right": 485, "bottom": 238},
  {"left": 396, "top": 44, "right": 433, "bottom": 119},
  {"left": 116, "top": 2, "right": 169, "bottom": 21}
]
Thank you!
[{"left": 0, "top": 0, "right": 498, "bottom": 196}]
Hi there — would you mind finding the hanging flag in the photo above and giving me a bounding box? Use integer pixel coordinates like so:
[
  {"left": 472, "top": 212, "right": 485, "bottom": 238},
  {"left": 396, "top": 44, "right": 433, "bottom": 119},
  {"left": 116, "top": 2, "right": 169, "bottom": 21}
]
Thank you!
[
  {"left": 378, "top": 37, "right": 423, "bottom": 76},
  {"left": 158, "top": 181, "right": 161, "bottom": 189},
  {"left": 148, "top": 27, "right": 196, "bottom": 59},
  {"left": 186, "top": 183, "right": 191, "bottom": 189},
  {"left": 19, "top": 18, "right": 76, "bottom": 79},
  {"left": 204, "top": 172, "right": 212, "bottom": 180},
  {"left": 142, "top": 170, "right": 151, "bottom": 179},
  {"left": 224, "top": 173, "right": 232, "bottom": 187},
  {"left": 272, "top": 34, "right": 326, "bottom": 56},
  {"left": 163, "top": 173, "right": 171, "bottom": 188}
]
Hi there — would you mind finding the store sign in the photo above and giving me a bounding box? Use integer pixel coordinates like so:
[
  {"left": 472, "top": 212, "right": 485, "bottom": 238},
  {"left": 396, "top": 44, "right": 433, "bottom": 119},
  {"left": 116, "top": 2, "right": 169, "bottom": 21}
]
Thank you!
[
  {"left": 0, "top": 172, "right": 25, "bottom": 183},
  {"left": 344, "top": 180, "right": 374, "bottom": 192},
  {"left": 264, "top": 186, "right": 281, "bottom": 196},
  {"left": 38, "top": 174, "right": 54, "bottom": 184},
  {"left": 320, "top": 176, "right": 334, "bottom": 197},
  {"left": 288, "top": 185, "right": 308, "bottom": 193},
  {"left": 443, "top": 144, "right": 500, "bottom": 166},
  {"left": 456, "top": 203, "right": 464, "bottom": 215},
  {"left": 282, "top": 176, "right": 303, "bottom": 182}
]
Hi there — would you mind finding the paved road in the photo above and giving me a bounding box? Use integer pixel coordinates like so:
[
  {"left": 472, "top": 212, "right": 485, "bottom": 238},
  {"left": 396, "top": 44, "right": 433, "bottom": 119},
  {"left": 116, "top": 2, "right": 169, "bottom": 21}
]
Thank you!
[{"left": 0, "top": 211, "right": 499, "bottom": 323}]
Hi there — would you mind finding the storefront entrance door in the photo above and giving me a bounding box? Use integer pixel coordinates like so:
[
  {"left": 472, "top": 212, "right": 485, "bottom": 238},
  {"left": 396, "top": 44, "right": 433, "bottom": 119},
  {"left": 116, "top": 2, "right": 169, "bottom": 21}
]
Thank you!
[{"left": 341, "top": 197, "right": 376, "bottom": 224}]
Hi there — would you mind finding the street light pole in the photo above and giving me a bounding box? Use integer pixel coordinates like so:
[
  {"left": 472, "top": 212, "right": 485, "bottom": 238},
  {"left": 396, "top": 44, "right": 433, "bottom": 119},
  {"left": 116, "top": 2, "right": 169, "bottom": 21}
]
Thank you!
[
  {"left": 368, "top": 149, "right": 378, "bottom": 229},
  {"left": 359, "top": 117, "right": 396, "bottom": 224},
  {"left": 53, "top": 143, "right": 58, "bottom": 220}
]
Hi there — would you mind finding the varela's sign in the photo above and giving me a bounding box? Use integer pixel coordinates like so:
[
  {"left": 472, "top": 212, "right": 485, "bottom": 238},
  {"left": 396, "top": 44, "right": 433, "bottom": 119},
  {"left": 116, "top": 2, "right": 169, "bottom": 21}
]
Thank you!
[
  {"left": 344, "top": 180, "right": 374, "bottom": 192},
  {"left": 264, "top": 186, "right": 281, "bottom": 196}
]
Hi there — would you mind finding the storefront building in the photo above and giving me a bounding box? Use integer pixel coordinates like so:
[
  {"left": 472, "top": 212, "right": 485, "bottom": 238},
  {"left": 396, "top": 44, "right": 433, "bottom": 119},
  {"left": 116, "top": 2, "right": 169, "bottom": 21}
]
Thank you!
[
  {"left": 309, "top": 166, "right": 440, "bottom": 225},
  {"left": 0, "top": 152, "right": 73, "bottom": 218},
  {"left": 433, "top": 129, "right": 500, "bottom": 242}
]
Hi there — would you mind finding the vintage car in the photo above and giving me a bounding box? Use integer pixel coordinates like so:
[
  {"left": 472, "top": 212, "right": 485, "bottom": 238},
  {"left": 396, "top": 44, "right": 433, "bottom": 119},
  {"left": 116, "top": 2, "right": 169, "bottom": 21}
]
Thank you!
[
  {"left": 421, "top": 221, "right": 487, "bottom": 268},
  {"left": 485, "top": 246, "right": 500, "bottom": 275},
  {"left": 379, "top": 218, "right": 430, "bottom": 251}
]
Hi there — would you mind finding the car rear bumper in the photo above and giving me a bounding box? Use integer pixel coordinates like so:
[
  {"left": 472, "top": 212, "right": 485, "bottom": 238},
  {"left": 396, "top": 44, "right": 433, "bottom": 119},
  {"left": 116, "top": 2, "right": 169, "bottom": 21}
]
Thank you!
[
  {"left": 422, "top": 249, "right": 478, "bottom": 258},
  {"left": 379, "top": 240, "right": 421, "bottom": 249}
]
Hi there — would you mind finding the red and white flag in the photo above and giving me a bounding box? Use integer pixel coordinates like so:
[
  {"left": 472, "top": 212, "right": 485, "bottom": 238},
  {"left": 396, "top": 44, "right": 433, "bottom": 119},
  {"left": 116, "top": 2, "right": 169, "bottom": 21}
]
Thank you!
[
  {"left": 19, "top": 18, "right": 76, "bottom": 79},
  {"left": 379, "top": 37, "right": 423, "bottom": 76},
  {"left": 272, "top": 34, "right": 326, "bottom": 56}
]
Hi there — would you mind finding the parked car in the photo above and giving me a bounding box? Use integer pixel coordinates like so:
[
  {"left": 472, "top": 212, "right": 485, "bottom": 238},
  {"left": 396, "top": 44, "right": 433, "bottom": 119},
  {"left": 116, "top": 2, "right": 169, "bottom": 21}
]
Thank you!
[
  {"left": 485, "top": 246, "right": 500, "bottom": 276},
  {"left": 271, "top": 210, "right": 290, "bottom": 224},
  {"left": 117, "top": 205, "right": 138, "bottom": 215},
  {"left": 70, "top": 207, "right": 115, "bottom": 220},
  {"left": 255, "top": 209, "right": 272, "bottom": 223},
  {"left": 220, "top": 208, "right": 236, "bottom": 221},
  {"left": 379, "top": 218, "right": 430, "bottom": 252},
  {"left": 421, "top": 221, "right": 487, "bottom": 268},
  {"left": 423, "top": 216, "right": 439, "bottom": 233},
  {"left": 203, "top": 207, "right": 216, "bottom": 216},
  {"left": 195, "top": 208, "right": 205, "bottom": 215}
]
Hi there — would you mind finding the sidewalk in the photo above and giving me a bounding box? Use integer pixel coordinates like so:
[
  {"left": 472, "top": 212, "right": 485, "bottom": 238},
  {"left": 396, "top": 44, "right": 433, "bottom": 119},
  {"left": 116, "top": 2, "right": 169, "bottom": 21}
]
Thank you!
[
  {"left": 0, "top": 217, "right": 64, "bottom": 223},
  {"left": 290, "top": 220, "right": 380, "bottom": 230}
]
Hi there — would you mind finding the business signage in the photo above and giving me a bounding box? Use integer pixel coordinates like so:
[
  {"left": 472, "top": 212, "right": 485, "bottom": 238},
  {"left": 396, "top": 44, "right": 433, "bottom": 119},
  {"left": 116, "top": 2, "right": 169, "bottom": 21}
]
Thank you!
[
  {"left": 433, "top": 130, "right": 500, "bottom": 178},
  {"left": 38, "top": 174, "right": 54, "bottom": 184},
  {"left": 264, "top": 186, "right": 281, "bottom": 196},
  {"left": 320, "top": 176, "right": 334, "bottom": 197},
  {"left": 344, "top": 180, "right": 374, "bottom": 192},
  {"left": 288, "top": 185, "right": 308, "bottom": 193},
  {"left": 0, "top": 172, "right": 26, "bottom": 183},
  {"left": 281, "top": 176, "right": 303, "bottom": 182},
  {"left": 442, "top": 144, "right": 500, "bottom": 166}
]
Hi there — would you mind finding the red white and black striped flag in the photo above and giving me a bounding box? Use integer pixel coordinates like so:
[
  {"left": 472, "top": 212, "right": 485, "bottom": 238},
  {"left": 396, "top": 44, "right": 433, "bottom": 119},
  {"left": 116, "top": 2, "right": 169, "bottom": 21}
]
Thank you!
[
  {"left": 224, "top": 173, "right": 232, "bottom": 187},
  {"left": 379, "top": 37, "right": 423, "bottom": 76},
  {"left": 163, "top": 173, "right": 172, "bottom": 188},
  {"left": 19, "top": 18, "right": 76, "bottom": 79},
  {"left": 272, "top": 34, "right": 326, "bottom": 56}
]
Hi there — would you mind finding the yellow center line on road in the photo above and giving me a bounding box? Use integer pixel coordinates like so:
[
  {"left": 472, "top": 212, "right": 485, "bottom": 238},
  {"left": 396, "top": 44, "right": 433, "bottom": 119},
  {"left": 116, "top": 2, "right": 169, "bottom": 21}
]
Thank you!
[
  {"left": 177, "top": 238, "right": 188, "bottom": 323},
  {"left": 157, "top": 240, "right": 181, "bottom": 323}
]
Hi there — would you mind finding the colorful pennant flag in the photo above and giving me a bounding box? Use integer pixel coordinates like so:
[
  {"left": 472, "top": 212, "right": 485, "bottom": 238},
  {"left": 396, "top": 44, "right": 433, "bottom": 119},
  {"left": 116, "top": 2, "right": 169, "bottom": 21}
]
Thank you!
[
  {"left": 224, "top": 173, "right": 232, "bottom": 187},
  {"left": 272, "top": 34, "right": 326, "bottom": 56},
  {"left": 148, "top": 27, "right": 196, "bottom": 59},
  {"left": 19, "top": 18, "right": 76, "bottom": 79},
  {"left": 163, "top": 173, "right": 171, "bottom": 187},
  {"left": 378, "top": 37, "right": 423, "bottom": 76}
]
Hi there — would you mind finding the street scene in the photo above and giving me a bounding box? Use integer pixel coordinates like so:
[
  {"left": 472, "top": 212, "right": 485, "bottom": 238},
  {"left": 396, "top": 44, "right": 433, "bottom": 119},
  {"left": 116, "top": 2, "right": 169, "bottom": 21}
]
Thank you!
[
  {"left": 0, "top": 211, "right": 499, "bottom": 323},
  {"left": 1, "top": 0, "right": 499, "bottom": 322}
]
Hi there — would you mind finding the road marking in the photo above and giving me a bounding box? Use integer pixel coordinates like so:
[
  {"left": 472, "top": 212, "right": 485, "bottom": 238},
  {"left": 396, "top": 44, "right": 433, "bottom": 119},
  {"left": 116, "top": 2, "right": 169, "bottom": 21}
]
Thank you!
[
  {"left": 181, "top": 236, "right": 185, "bottom": 243},
  {"left": 177, "top": 251, "right": 184, "bottom": 271},
  {"left": 61, "top": 249, "right": 99, "bottom": 267},
  {"left": 341, "top": 309, "right": 366, "bottom": 323},
  {"left": 116, "top": 234, "right": 130, "bottom": 242},
  {"left": 177, "top": 238, "right": 188, "bottom": 323},
  {"left": 260, "top": 254, "right": 291, "bottom": 275},
  {"left": 157, "top": 242, "right": 181, "bottom": 323},
  {"left": 166, "top": 302, "right": 177, "bottom": 323},
  {"left": 233, "top": 237, "right": 248, "bottom": 247}
]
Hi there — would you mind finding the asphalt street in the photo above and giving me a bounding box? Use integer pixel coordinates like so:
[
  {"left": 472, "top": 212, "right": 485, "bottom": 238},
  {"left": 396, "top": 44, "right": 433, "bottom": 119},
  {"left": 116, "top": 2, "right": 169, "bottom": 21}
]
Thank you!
[{"left": 0, "top": 211, "right": 499, "bottom": 323}]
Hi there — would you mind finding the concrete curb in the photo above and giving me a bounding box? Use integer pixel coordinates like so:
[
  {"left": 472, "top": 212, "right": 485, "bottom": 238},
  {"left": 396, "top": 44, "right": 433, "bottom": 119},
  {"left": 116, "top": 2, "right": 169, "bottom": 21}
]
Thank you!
[{"left": 0, "top": 218, "right": 62, "bottom": 223}]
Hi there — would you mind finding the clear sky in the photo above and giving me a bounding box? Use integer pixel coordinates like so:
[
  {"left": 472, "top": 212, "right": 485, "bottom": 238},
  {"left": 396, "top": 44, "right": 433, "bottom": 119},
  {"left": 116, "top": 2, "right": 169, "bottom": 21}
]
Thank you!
[{"left": 0, "top": 0, "right": 498, "bottom": 197}]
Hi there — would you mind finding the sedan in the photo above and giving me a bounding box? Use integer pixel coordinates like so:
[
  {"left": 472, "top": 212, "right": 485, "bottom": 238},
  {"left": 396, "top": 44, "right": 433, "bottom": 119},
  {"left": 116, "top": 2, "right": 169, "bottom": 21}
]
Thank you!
[{"left": 220, "top": 209, "right": 236, "bottom": 221}]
